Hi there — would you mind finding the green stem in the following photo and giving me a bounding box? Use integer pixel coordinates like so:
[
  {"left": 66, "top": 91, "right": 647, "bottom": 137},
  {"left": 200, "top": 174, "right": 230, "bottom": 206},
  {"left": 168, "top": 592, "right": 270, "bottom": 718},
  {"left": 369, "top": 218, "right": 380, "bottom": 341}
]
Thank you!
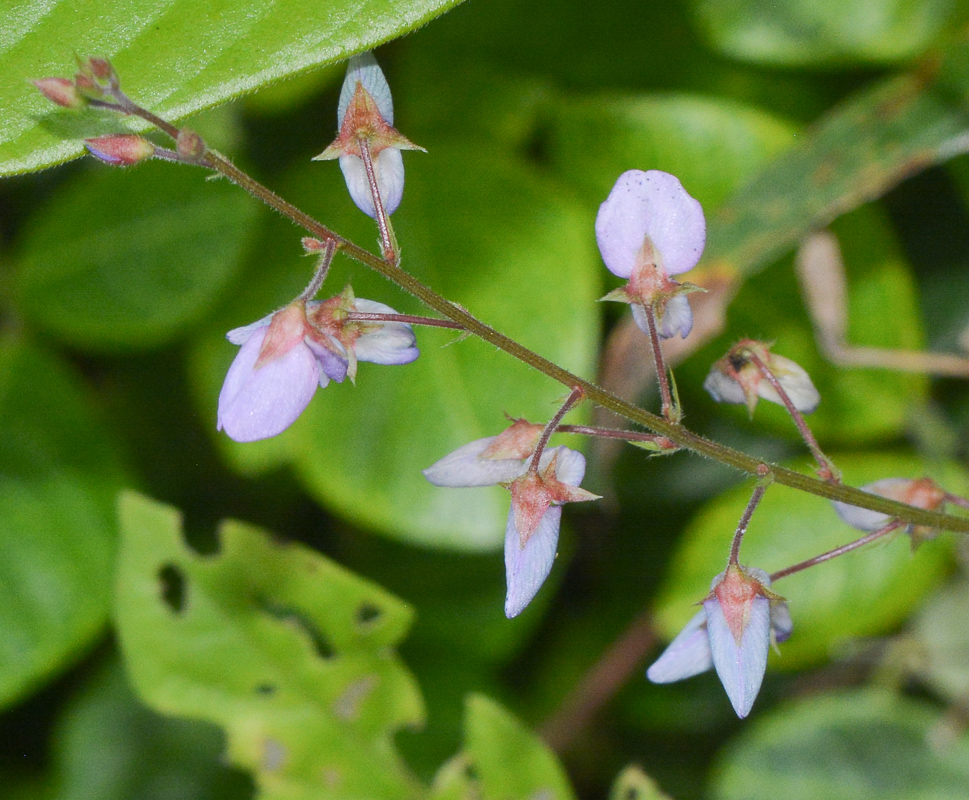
[{"left": 184, "top": 145, "right": 969, "bottom": 534}]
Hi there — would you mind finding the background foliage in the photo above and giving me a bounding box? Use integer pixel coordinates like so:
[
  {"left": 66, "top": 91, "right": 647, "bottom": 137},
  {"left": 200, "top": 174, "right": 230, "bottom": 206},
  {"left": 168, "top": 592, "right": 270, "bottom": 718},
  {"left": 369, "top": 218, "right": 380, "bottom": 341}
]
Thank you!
[{"left": 3, "top": 0, "right": 969, "bottom": 797}]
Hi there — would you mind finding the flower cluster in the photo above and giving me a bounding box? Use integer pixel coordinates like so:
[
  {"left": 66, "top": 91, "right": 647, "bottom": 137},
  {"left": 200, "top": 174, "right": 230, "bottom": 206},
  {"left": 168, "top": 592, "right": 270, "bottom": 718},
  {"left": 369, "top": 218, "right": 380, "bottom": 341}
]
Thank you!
[{"left": 219, "top": 290, "right": 418, "bottom": 442}]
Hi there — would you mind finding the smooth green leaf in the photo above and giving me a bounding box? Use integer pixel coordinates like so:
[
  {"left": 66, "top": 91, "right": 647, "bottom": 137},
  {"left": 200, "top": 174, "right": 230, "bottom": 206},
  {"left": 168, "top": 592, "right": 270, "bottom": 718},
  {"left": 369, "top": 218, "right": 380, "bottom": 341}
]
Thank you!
[
  {"left": 691, "top": 0, "right": 955, "bottom": 67},
  {"left": 14, "top": 160, "right": 258, "bottom": 351},
  {"left": 0, "top": 336, "right": 127, "bottom": 708},
  {"left": 652, "top": 453, "right": 966, "bottom": 669},
  {"left": 115, "top": 491, "right": 425, "bottom": 800},
  {"left": 609, "top": 766, "right": 674, "bottom": 800},
  {"left": 464, "top": 694, "right": 575, "bottom": 800},
  {"left": 192, "top": 140, "right": 599, "bottom": 551},
  {"left": 548, "top": 94, "right": 797, "bottom": 211},
  {"left": 49, "top": 658, "right": 249, "bottom": 800},
  {"left": 712, "top": 689, "right": 969, "bottom": 800},
  {"left": 0, "top": 0, "right": 465, "bottom": 175}
]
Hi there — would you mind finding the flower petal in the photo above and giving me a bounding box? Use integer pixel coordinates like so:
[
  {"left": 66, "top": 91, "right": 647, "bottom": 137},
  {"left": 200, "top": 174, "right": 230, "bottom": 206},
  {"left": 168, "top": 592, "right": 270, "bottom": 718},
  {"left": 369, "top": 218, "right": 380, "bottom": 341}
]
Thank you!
[
  {"left": 225, "top": 312, "right": 274, "bottom": 345},
  {"left": 704, "top": 593, "right": 770, "bottom": 718},
  {"left": 339, "top": 148, "right": 405, "bottom": 219},
  {"left": 423, "top": 437, "right": 528, "bottom": 487},
  {"left": 703, "top": 368, "right": 748, "bottom": 406},
  {"left": 217, "top": 329, "right": 319, "bottom": 442},
  {"left": 352, "top": 298, "right": 419, "bottom": 365},
  {"left": 504, "top": 503, "right": 561, "bottom": 618},
  {"left": 595, "top": 170, "right": 706, "bottom": 279},
  {"left": 758, "top": 354, "right": 821, "bottom": 413},
  {"left": 631, "top": 296, "right": 694, "bottom": 340},
  {"left": 831, "top": 477, "right": 907, "bottom": 531},
  {"left": 338, "top": 51, "right": 393, "bottom": 125},
  {"left": 538, "top": 445, "right": 586, "bottom": 487},
  {"left": 646, "top": 609, "right": 713, "bottom": 683}
]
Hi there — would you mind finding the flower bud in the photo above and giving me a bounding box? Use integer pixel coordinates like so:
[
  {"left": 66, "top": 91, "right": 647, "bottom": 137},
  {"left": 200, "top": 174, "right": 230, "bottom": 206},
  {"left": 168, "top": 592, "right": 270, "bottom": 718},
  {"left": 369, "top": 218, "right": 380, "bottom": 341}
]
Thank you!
[
  {"left": 832, "top": 477, "right": 947, "bottom": 544},
  {"left": 32, "top": 77, "right": 85, "bottom": 108},
  {"left": 84, "top": 134, "right": 156, "bottom": 166}
]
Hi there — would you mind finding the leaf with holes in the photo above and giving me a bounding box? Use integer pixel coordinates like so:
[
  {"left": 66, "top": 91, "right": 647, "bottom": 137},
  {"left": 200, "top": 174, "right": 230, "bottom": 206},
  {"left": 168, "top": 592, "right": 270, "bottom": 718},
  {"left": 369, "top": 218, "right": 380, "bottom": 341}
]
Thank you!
[
  {"left": 114, "top": 491, "right": 425, "bottom": 800},
  {"left": 0, "top": 0, "right": 466, "bottom": 175}
]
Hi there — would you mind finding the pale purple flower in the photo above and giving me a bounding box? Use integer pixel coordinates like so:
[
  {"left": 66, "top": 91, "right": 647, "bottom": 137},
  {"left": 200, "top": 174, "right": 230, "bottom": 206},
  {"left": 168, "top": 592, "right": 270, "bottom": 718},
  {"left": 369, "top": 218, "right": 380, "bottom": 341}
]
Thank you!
[
  {"left": 832, "top": 477, "right": 946, "bottom": 534},
  {"left": 704, "top": 340, "right": 820, "bottom": 415},
  {"left": 423, "top": 434, "right": 599, "bottom": 618},
  {"left": 596, "top": 170, "right": 706, "bottom": 340},
  {"left": 314, "top": 52, "right": 423, "bottom": 219},
  {"left": 647, "top": 566, "right": 790, "bottom": 719},
  {"left": 218, "top": 297, "right": 417, "bottom": 442}
]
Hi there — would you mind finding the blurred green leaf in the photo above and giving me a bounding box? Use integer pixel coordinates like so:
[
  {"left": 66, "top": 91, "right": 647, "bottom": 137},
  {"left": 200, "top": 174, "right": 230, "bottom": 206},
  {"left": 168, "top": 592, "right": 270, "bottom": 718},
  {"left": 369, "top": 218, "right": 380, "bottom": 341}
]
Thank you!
[
  {"left": 548, "top": 94, "right": 797, "bottom": 210},
  {"left": 712, "top": 689, "right": 969, "bottom": 800},
  {"left": 0, "top": 336, "right": 127, "bottom": 707},
  {"left": 192, "top": 140, "right": 599, "bottom": 551},
  {"left": 691, "top": 0, "right": 955, "bottom": 67},
  {"left": 49, "top": 658, "right": 249, "bottom": 800},
  {"left": 609, "top": 765, "right": 674, "bottom": 800},
  {"left": 14, "top": 160, "right": 258, "bottom": 351},
  {"left": 0, "top": 0, "right": 466, "bottom": 175},
  {"left": 652, "top": 453, "right": 966, "bottom": 669},
  {"left": 908, "top": 579, "right": 969, "bottom": 703},
  {"left": 115, "top": 491, "right": 425, "bottom": 800},
  {"left": 463, "top": 694, "right": 575, "bottom": 800}
]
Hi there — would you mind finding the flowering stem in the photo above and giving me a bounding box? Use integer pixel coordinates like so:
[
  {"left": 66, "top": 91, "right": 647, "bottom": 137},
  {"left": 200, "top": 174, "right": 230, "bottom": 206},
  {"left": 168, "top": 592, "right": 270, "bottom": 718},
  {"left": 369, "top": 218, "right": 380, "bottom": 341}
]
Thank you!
[
  {"left": 639, "top": 303, "right": 677, "bottom": 422},
  {"left": 90, "top": 96, "right": 969, "bottom": 536},
  {"left": 556, "top": 424, "right": 676, "bottom": 448},
  {"left": 298, "top": 238, "right": 337, "bottom": 301},
  {"left": 358, "top": 137, "right": 399, "bottom": 264},
  {"left": 746, "top": 348, "right": 839, "bottom": 482},
  {"left": 769, "top": 521, "right": 904, "bottom": 581},
  {"left": 345, "top": 311, "right": 463, "bottom": 329},
  {"left": 729, "top": 483, "right": 768, "bottom": 566},
  {"left": 529, "top": 387, "right": 585, "bottom": 472}
]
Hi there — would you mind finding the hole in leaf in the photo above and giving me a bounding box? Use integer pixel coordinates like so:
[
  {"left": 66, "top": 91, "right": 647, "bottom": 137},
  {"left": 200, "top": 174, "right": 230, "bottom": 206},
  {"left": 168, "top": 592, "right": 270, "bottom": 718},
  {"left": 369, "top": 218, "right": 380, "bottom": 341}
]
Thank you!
[
  {"left": 356, "top": 602, "right": 382, "bottom": 627},
  {"left": 624, "top": 788, "right": 639, "bottom": 800},
  {"left": 254, "top": 684, "right": 276, "bottom": 696},
  {"left": 257, "top": 596, "right": 335, "bottom": 659},
  {"left": 158, "top": 564, "right": 186, "bottom": 613}
]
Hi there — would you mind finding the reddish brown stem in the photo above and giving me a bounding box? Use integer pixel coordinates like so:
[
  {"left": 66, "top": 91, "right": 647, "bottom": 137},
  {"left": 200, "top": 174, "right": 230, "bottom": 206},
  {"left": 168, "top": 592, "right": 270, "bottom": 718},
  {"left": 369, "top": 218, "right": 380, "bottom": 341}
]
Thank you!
[{"left": 770, "top": 521, "right": 903, "bottom": 581}]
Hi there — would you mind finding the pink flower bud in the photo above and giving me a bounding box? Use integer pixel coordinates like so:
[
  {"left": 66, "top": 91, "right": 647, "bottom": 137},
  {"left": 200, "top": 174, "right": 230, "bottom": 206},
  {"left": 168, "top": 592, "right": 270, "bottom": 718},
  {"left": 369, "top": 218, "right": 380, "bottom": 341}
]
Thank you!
[
  {"left": 32, "top": 77, "right": 85, "bottom": 108},
  {"left": 84, "top": 135, "right": 156, "bottom": 166}
]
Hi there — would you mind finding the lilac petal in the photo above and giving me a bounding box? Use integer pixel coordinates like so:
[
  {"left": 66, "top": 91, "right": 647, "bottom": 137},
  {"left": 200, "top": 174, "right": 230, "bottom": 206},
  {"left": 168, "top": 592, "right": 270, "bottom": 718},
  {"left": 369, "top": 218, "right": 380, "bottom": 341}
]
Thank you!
[
  {"left": 758, "top": 354, "right": 820, "bottom": 413},
  {"left": 703, "top": 369, "right": 747, "bottom": 406},
  {"left": 339, "top": 148, "right": 404, "bottom": 219},
  {"left": 595, "top": 170, "right": 705, "bottom": 279},
  {"left": 631, "top": 296, "right": 693, "bottom": 341},
  {"left": 705, "top": 594, "right": 770, "bottom": 718},
  {"left": 226, "top": 312, "right": 274, "bottom": 345},
  {"left": 504, "top": 503, "right": 561, "bottom": 618},
  {"left": 831, "top": 477, "right": 908, "bottom": 531},
  {"left": 423, "top": 437, "right": 528, "bottom": 487},
  {"left": 338, "top": 52, "right": 394, "bottom": 125},
  {"left": 771, "top": 601, "right": 793, "bottom": 645},
  {"left": 217, "top": 329, "right": 319, "bottom": 442},
  {"left": 537, "top": 445, "right": 586, "bottom": 487},
  {"left": 646, "top": 609, "right": 713, "bottom": 683},
  {"left": 352, "top": 299, "right": 419, "bottom": 365}
]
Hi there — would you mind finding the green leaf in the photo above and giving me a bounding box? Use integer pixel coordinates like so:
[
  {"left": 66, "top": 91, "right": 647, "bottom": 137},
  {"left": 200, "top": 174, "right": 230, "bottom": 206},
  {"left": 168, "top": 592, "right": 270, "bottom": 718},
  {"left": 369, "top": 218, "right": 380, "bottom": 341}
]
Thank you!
[
  {"left": 14, "top": 160, "right": 259, "bottom": 351},
  {"left": 652, "top": 453, "right": 966, "bottom": 669},
  {"left": 114, "top": 491, "right": 425, "bottom": 800},
  {"left": 192, "top": 140, "right": 599, "bottom": 551},
  {"left": 49, "top": 658, "right": 249, "bottom": 800},
  {"left": 908, "top": 579, "right": 969, "bottom": 703},
  {"left": 463, "top": 694, "right": 575, "bottom": 800},
  {"left": 609, "top": 766, "right": 674, "bottom": 800},
  {"left": 548, "top": 94, "right": 798, "bottom": 211},
  {"left": 691, "top": 0, "right": 956, "bottom": 67},
  {"left": 0, "top": 0, "right": 466, "bottom": 175},
  {"left": 0, "top": 336, "right": 127, "bottom": 708},
  {"left": 712, "top": 689, "right": 969, "bottom": 800}
]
